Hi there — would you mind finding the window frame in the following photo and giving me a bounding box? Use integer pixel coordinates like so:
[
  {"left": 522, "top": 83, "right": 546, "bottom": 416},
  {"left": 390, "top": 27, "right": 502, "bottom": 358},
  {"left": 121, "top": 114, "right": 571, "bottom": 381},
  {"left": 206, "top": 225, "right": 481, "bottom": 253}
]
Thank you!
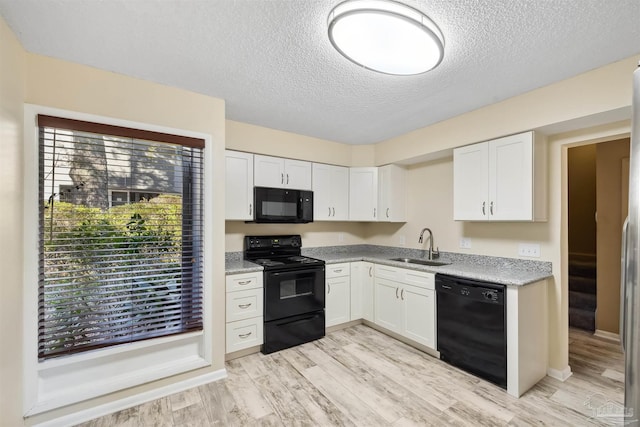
[{"left": 23, "top": 105, "right": 214, "bottom": 416}]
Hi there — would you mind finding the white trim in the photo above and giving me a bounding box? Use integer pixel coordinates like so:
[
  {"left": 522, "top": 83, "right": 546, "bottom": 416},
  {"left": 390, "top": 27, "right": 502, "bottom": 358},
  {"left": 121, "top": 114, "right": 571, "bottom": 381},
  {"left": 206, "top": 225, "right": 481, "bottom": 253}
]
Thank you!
[
  {"left": 594, "top": 329, "right": 621, "bottom": 343},
  {"left": 23, "top": 104, "right": 215, "bottom": 415},
  {"left": 32, "top": 369, "right": 227, "bottom": 427},
  {"left": 547, "top": 366, "right": 573, "bottom": 382}
]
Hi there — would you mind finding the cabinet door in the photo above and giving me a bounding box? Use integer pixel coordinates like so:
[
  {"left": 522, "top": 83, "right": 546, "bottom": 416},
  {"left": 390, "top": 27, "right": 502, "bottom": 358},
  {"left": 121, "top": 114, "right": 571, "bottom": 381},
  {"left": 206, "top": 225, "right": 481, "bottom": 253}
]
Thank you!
[
  {"left": 312, "top": 163, "right": 334, "bottom": 221},
  {"left": 402, "top": 285, "right": 435, "bottom": 349},
  {"left": 254, "top": 154, "right": 285, "bottom": 188},
  {"left": 378, "top": 165, "right": 407, "bottom": 222},
  {"left": 284, "top": 159, "right": 312, "bottom": 190},
  {"left": 453, "top": 143, "right": 489, "bottom": 221},
  {"left": 225, "top": 150, "right": 254, "bottom": 220},
  {"left": 330, "top": 165, "right": 350, "bottom": 220},
  {"left": 349, "top": 167, "right": 378, "bottom": 221},
  {"left": 374, "top": 278, "right": 401, "bottom": 333},
  {"left": 351, "top": 262, "right": 374, "bottom": 322},
  {"left": 489, "top": 133, "right": 533, "bottom": 220},
  {"left": 326, "top": 276, "right": 351, "bottom": 327}
]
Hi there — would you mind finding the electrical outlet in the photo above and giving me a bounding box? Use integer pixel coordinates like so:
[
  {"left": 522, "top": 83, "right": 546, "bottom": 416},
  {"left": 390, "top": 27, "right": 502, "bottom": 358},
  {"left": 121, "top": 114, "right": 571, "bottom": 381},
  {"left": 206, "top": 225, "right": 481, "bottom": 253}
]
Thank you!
[
  {"left": 338, "top": 233, "right": 345, "bottom": 243},
  {"left": 399, "top": 235, "right": 406, "bottom": 246},
  {"left": 459, "top": 238, "right": 472, "bottom": 249},
  {"left": 518, "top": 243, "right": 540, "bottom": 258}
]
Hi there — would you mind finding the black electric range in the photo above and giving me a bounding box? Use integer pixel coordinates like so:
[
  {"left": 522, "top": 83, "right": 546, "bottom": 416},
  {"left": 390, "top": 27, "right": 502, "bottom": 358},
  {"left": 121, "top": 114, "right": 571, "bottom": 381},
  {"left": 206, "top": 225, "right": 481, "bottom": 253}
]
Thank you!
[{"left": 244, "top": 235, "right": 325, "bottom": 354}]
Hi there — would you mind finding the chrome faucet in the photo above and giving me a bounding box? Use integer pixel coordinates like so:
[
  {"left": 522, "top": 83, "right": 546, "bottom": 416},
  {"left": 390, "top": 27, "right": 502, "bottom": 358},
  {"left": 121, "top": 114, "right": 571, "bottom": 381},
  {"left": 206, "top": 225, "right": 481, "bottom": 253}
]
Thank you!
[{"left": 418, "top": 228, "right": 440, "bottom": 260}]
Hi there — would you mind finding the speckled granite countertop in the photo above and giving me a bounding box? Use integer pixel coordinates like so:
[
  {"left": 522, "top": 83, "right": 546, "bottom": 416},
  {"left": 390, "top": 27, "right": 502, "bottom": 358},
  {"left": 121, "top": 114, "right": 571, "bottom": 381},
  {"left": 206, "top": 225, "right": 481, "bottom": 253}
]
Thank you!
[{"left": 226, "top": 245, "right": 553, "bottom": 286}]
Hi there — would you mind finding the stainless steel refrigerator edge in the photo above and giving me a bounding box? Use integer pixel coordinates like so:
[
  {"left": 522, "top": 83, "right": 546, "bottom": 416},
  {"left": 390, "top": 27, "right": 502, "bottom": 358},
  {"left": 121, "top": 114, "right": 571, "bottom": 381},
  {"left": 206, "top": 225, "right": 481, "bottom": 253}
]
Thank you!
[{"left": 622, "top": 62, "right": 640, "bottom": 425}]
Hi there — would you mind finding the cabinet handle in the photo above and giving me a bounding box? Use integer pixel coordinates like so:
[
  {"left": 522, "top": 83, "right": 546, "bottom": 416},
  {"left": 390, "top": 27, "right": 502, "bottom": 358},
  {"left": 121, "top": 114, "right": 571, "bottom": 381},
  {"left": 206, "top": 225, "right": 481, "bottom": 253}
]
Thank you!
[
  {"left": 238, "top": 332, "right": 252, "bottom": 339},
  {"left": 482, "top": 201, "right": 486, "bottom": 215},
  {"left": 281, "top": 173, "right": 284, "bottom": 184},
  {"left": 238, "top": 303, "right": 252, "bottom": 309},
  {"left": 386, "top": 208, "right": 389, "bottom": 218},
  {"left": 329, "top": 207, "right": 332, "bottom": 217},
  {"left": 332, "top": 207, "right": 335, "bottom": 217},
  {"left": 249, "top": 203, "right": 252, "bottom": 216},
  {"left": 286, "top": 173, "right": 289, "bottom": 185},
  {"left": 237, "top": 280, "right": 251, "bottom": 285},
  {"left": 401, "top": 289, "right": 404, "bottom": 300},
  {"left": 334, "top": 269, "right": 342, "bottom": 273},
  {"left": 490, "top": 201, "right": 494, "bottom": 215},
  {"left": 328, "top": 284, "right": 331, "bottom": 294},
  {"left": 373, "top": 208, "right": 376, "bottom": 218},
  {"left": 395, "top": 287, "right": 399, "bottom": 299},
  {"left": 368, "top": 266, "right": 372, "bottom": 277}
]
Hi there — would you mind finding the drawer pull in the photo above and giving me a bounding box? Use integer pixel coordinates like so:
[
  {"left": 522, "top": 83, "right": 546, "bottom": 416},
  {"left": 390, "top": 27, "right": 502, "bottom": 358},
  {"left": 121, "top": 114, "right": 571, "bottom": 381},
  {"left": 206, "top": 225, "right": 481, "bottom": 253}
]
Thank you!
[
  {"left": 238, "top": 332, "right": 252, "bottom": 339},
  {"left": 237, "top": 280, "right": 252, "bottom": 285},
  {"left": 238, "top": 303, "right": 252, "bottom": 309},
  {"left": 334, "top": 269, "right": 343, "bottom": 273}
]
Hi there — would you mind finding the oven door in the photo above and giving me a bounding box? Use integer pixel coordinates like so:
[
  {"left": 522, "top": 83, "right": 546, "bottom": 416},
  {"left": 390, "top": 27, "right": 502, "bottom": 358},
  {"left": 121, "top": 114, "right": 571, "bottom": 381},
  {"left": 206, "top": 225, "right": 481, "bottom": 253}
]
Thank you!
[{"left": 264, "top": 267, "right": 325, "bottom": 321}]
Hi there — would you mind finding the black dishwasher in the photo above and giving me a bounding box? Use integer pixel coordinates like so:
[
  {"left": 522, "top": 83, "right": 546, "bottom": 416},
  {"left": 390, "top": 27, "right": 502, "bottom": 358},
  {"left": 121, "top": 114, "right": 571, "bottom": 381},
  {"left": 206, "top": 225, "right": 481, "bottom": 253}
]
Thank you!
[{"left": 436, "top": 274, "right": 507, "bottom": 389}]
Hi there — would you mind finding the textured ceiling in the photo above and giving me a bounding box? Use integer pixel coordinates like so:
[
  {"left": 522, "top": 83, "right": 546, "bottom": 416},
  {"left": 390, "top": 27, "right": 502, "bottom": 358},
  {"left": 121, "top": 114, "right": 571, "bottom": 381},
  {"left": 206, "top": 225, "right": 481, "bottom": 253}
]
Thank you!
[{"left": 1, "top": 0, "right": 640, "bottom": 145}]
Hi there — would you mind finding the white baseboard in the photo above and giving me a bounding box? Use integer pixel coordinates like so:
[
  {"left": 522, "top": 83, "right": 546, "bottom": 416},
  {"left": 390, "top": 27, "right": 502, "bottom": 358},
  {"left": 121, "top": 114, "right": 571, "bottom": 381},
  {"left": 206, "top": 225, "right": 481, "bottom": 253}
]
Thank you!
[
  {"left": 547, "top": 366, "right": 573, "bottom": 382},
  {"left": 594, "top": 329, "right": 621, "bottom": 343},
  {"left": 33, "top": 368, "right": 227, "bottom": 427}
]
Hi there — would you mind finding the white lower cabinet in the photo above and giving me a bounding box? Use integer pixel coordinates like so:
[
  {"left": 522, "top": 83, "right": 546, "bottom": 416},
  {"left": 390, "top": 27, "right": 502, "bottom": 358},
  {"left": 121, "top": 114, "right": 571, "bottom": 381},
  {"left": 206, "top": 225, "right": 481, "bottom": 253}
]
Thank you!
[
  {"left": 226, "top": 317, "right": 263, "bottom": 353},
  {"left": 325, "top": 263, "right": 351, "bottom": 327},
  {"left": 374, "top": 265, "right": 436, "bottom": 349},
  {"left": 225, "top": 271, "right": 264, "bottom": 354},
  {"left": 350, "top": 261, "right": 374, "bottom": 322},
  {"left": 374, "top": 278, "right": 403, "bottom": 333},
  {"left": 402, "top": 284, "right": 435, "bottom": 349}
]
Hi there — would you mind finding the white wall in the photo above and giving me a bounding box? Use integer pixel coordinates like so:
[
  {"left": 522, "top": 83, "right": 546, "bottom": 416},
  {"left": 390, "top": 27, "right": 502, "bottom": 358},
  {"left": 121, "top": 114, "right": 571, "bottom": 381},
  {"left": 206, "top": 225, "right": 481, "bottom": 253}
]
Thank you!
[{"left": 0, "top": 14, "right": 26, "bottom": 427}]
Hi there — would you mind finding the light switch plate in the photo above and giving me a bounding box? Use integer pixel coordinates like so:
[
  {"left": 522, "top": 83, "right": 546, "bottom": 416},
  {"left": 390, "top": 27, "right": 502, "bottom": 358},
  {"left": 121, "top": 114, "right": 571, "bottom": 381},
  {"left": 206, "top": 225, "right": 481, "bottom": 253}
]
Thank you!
[
  {"left": 399, "top": 235, "right": 406, "bottom": 246},
  {"left": 338, "top": 233, "right": 345, "bottom": 243},
  {"left": 518, "top": 243, "right": 541, "bottom": 258},
  {"left": 459, "top": 238, "right": 472, "bottom": 249}
]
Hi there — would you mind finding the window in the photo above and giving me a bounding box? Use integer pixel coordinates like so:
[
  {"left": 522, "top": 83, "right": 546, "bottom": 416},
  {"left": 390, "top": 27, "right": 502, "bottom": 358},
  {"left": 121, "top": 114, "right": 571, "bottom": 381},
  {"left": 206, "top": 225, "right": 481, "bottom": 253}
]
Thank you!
[{"left": 38, "top": 115, "right": 205, "bottom": 360}]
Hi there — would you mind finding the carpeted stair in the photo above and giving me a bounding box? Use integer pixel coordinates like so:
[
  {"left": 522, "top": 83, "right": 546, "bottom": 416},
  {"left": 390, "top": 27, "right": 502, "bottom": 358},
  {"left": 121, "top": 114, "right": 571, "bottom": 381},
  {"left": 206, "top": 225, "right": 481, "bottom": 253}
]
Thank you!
[{"left": 568, "top": 254, "right": 597, "bottom": 331}]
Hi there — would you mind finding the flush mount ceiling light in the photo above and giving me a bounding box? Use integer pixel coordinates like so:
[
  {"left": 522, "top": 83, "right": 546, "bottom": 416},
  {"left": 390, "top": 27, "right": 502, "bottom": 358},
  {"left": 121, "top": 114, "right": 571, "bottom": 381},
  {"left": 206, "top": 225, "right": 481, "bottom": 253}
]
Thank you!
[{"left": 327, "top": 0, "right": 444, "bottom": 76}]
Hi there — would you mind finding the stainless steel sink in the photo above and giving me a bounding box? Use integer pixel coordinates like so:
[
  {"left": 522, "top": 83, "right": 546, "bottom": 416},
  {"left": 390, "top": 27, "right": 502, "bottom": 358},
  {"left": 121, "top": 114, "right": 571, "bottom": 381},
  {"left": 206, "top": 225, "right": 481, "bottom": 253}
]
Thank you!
[{"left": 389, "top": 257, "right": 451, "bottom": 267}]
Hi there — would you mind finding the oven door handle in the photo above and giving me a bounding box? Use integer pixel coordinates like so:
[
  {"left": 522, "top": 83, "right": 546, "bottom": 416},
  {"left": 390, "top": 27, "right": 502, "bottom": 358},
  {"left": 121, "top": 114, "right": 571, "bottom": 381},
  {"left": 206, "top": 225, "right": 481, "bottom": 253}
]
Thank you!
[{"left": 270, "top": 267, "right": 325, "bottom": 277}]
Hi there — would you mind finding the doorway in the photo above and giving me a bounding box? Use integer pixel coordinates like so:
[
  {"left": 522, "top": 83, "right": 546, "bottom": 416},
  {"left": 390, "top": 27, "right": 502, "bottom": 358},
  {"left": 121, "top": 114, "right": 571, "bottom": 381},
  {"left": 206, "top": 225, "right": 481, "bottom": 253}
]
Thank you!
[{"left": 567, "top": 138, "right": 630, "bottom": 337}]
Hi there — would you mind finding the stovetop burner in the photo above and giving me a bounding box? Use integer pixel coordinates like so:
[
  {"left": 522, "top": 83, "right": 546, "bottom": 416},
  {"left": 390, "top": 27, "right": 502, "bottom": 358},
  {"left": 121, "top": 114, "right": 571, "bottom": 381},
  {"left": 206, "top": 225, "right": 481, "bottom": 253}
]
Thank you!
[
  {"left": 244, "top": 235, "right": 325, "bottom": 271},
  {"left": 253, "top": 258, "right": 286, "bottom": 267}
]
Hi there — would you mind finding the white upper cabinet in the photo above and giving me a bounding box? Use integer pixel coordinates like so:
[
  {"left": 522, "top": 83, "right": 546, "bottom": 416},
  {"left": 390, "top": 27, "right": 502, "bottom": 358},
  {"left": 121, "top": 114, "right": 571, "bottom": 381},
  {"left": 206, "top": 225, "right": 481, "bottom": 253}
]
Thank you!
[
  {"left": 453, "top": 131, "right": 547, "bottom": 221},
  {"left": 254, "top": 154, "right": 312, "bottom": 190},
  {"left": 378, "top": 164, "right": 407, "bottom": 222},
  {"left": 312, "top": 163, "right": 349, "bottom": 221},
  {"left": 225, "top": 150, "right": 254, "bottom": 221},
  {"left": 349, "top": 167, "right": 378, "bottom": 221},
  {"left": 349, "top": 165, "right": 407, "bottom": 222}
]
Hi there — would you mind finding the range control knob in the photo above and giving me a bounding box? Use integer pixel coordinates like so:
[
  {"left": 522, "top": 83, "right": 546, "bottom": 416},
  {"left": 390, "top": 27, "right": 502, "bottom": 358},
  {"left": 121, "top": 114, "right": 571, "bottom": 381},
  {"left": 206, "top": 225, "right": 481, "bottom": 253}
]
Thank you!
[{"left": 291, "top": 237, "right": 301, "bottom": 247}]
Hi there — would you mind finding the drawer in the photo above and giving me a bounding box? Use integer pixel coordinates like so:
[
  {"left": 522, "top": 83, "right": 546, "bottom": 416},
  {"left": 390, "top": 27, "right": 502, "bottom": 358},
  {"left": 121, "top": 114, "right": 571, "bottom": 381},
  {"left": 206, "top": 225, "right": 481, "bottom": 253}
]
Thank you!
[
  {"left": 226, "top": 272, "right": 263, "bottom": 292},
  {"left": 374, "top": 264, "right": 435, "bottom": 290},
  {"left": 226, "top": 317, "right": 264, "bottom": 353},
  {"left": 374, "top": 264, "right": 401, "bottom": 281},
  {"left": 226, "top": 288, "right": 263, "bottom": 322},
  {"left": 326, "top": 263, "right": 350, "bottom": 279},
  {"left": 403, "top": 269, "right": 435, "bottom": 290}
]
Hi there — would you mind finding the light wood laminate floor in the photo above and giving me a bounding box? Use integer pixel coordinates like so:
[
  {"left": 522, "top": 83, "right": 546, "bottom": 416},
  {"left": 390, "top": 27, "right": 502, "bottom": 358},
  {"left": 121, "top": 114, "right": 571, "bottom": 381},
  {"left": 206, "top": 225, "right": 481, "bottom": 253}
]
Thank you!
[{"left": 78, "top": 325, "right": 624, "bottom": 426}]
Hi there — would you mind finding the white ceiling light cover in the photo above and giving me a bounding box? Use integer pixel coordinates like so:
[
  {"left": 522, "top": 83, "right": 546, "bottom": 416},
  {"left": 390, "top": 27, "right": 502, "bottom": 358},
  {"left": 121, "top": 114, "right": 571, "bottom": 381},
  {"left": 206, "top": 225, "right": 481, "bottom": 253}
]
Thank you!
[{"left": 328, "top": 0, "right": 445, "bottom": 75}]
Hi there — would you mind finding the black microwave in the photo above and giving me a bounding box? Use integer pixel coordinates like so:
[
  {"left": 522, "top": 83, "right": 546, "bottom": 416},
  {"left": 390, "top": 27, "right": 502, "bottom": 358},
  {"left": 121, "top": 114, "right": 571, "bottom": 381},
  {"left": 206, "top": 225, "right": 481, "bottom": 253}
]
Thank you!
[{"left": 252, "top": 186, "right": 313, "bottom": 223}]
